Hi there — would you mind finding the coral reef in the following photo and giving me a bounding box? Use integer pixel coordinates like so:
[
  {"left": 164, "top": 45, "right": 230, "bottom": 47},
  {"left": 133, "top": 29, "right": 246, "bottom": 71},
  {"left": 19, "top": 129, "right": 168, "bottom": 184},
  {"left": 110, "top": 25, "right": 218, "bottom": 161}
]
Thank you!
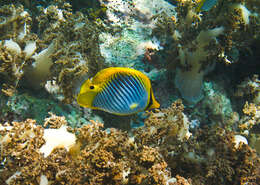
[
  {"left": 37, "top": 3, "right": 105, "bottom": 103},
  {"left": 98, "top": 0, "right": 172, "bottom": 77},
  {"left": 134, "top": 100, "right": 192, "bottom": 146},
  {"left": 0, "top": 4, "right": 33, "bottom": 94},
  {"left": 0, "top": 2, "right": 105, "bottom": 103},
  {"left": 134, "top": 101, "right": 260, "bottom": 185},
  {"left": 0, "top": 0, "right": 260, "bottom": 184},
  {"left": 1, "top": 101, "right": 259, "bottom": 184},
  {"left": 236, "top": 74, "right": 260, "bottom": 105},
  {"left": 239, "top": 101, "right": 260, "bottom": 133},
  {"left": 234, "top": 75, "right": 260, "bottom": 154},
  {"left": 0, "top": 92, "right": 99, "bottom": 127},
  {"left": 0, "top": 114, "right": 182, "bottom": 185},
  {"left": 153, "top": 0, "right": 260, "bottom": 105}
]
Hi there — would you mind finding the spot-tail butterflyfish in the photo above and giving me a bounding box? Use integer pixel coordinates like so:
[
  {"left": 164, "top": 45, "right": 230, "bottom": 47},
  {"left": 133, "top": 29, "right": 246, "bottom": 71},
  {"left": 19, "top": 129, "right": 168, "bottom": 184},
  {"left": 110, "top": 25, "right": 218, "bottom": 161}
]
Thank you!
[
  {"left": 77, "top": 67, "right": 160, "bottom": 115},
  {"left": 196, "top": 0, "right": 218, "bottom": 12}
]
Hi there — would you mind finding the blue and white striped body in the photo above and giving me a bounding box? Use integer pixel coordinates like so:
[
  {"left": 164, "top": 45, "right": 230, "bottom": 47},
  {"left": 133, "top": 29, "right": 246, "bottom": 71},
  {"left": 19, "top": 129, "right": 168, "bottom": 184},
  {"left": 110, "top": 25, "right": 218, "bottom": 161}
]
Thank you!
[{"left": 92, "top": 74, "right": 149, "bottom": 115}]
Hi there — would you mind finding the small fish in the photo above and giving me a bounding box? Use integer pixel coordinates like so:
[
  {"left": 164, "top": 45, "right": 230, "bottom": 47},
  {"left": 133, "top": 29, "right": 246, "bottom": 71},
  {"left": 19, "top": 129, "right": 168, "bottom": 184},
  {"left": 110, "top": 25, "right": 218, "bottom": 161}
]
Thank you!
[
  {"left": 77, "top": 67, "right": 160, "bottom": 115},
  {"left": 196, "top": 0, "right": 218, "bottom": 12}
]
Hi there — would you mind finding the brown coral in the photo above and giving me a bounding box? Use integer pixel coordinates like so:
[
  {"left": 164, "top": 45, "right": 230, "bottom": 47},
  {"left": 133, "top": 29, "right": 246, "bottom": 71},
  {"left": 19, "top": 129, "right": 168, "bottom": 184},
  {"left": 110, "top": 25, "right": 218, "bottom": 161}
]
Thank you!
[
  {"left": 0, "top": 2, "right": 105, "bottom": 104},
  {"left": 34, "top": 3, "right": 106, "bottom": 103},
  {"left": 238, "top": 101, "right": 260, "bottom": 132},
  {"left": 134, "top": 100, "right": 260, "bottom": 185},
  {"left": 236, "top": 74, "right": 260, "bottom": 105},
  {"left": 1, "top": 98, "right": 259, "bottom": 185},
  {"left": 0, "top": 114, "right": 177, "bottom": 185},
  {"left": 135, "top": 100, "right": 191, "bottom": 147}
]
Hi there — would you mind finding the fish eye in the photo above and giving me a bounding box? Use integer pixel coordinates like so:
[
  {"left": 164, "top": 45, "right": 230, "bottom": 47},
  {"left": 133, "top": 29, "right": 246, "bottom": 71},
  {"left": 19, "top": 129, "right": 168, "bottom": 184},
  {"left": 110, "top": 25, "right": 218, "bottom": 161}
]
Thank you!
[{"left": 89, "top": 85, "right": 94, "bottom": 89}]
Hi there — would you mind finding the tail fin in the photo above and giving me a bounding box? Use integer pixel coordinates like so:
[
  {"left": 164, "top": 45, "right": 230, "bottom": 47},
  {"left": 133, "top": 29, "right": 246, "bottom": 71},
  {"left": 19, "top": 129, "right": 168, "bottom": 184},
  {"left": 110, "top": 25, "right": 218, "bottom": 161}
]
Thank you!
[{"left": 146, "top": 88, "right": 160, "bottom": 110}]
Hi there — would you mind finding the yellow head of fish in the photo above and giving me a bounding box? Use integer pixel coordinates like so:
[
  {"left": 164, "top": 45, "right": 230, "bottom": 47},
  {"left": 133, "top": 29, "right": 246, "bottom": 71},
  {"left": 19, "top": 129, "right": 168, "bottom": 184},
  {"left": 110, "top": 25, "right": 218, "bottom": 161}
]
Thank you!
[
  {"left": 77, "top": 78, "right": 100, "bottom": 108},
  {"left": 77, "top": 67, "right": 160, "bottom": 115}
]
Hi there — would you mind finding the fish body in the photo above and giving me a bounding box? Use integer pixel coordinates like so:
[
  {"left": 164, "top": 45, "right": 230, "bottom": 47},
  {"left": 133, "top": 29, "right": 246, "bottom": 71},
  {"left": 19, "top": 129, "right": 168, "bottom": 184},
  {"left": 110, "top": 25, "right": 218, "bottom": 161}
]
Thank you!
[
  {"left": 196, "top": 0, "right": 218, "bottom": 12},
  {"left": 77, "top": 67, "right": 160, "bottom": 115}
]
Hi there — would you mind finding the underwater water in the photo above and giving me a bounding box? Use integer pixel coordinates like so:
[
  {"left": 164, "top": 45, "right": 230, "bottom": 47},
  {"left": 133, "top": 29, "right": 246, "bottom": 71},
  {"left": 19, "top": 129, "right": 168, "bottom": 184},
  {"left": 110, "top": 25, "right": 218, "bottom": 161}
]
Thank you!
[{"left": 0, "top": 0, "right": 259, "bottom": 184}]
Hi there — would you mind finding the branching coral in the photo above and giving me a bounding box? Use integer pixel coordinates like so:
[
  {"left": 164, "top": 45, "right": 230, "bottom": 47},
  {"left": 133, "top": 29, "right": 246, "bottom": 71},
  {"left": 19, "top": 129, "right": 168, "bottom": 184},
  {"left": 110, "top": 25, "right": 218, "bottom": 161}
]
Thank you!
[
  {"left": 237, "top": 101, "right": 260, "bottom": 154},
  {"left": 31, "top": 3, "right": 103, "bottom": 101},
  {"left": 234, "top": 75, "right": 260, "bottom": 154},
  {"left": 32, "top": 3, "right": 105, "bottom": 103}
]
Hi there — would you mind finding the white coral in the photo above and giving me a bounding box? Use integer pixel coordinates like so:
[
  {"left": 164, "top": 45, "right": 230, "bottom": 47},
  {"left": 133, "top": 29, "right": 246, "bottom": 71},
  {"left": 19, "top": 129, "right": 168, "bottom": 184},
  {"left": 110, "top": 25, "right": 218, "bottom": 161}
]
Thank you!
[{"left": 40, "top": 125, "right": 76, "bottom": 157}]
